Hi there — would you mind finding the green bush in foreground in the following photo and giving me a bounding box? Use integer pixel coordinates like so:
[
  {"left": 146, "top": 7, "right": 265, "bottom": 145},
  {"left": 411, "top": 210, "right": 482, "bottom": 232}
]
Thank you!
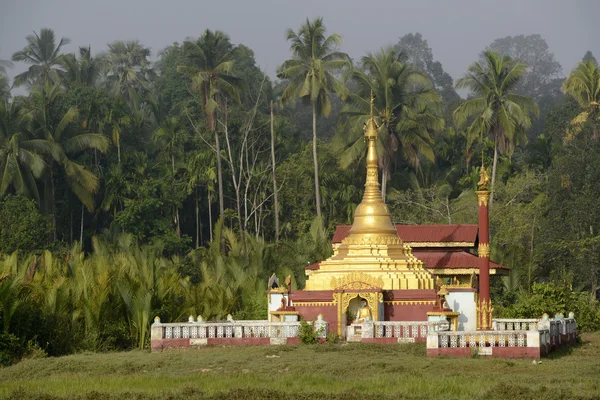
[
  {"left": 0, "top": 333, "right": 24, "bottom": 366},
  {"left": 500, "top": 282, "right": 600, "bottom": 331}
]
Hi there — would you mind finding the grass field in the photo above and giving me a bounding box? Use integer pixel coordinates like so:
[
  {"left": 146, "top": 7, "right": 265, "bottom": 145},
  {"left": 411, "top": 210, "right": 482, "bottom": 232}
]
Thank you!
[{"left": 1, "top": 333, "right": 599, "bottom": 400}]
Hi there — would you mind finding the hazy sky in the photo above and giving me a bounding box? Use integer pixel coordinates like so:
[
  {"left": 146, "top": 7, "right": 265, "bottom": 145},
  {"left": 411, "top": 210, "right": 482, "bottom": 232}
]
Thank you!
[{"left": 1, "top": 0, "right": 599, "bottom": 85}]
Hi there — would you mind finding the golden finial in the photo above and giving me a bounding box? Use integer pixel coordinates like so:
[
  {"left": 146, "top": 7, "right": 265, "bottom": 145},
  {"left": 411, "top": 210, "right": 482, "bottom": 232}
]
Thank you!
[
  {"left": 364, "top": 91, "right": 378, "bottom": 139},
  {"left": 477, "top": 152, "right": 490, "bottom": 191}
]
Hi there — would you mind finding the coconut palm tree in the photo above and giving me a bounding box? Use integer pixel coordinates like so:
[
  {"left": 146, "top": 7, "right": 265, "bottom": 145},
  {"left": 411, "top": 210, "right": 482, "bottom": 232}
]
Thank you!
[
  {"left": 562, "top": 60, "right": 600, "bottom": 141},
  {"left": 153, "top": 113, "right": 187, "bottom": 237},
  {"left": 337, "top": 48, "right": 443, "bottom": 199},
  {"left": 187, "top": 149, "right": 216, "bottom": 245},
  {"left": 177, "top": 30, "right": 243, "bottom": 218},
  {"left": 11, "top": 28, "right": 69, "bottom": 87},
  {"left": 103, "top": 40, "right": 152, "bottom": 104},
  {"left": 21, "top": 81, "right": 110, "bottom": 220},
  {"left": 60, "top": 46, "right": 104, "bottom": 88},
  {"left": 277, "top": 18, "right": 349, "bottom": 219},
  {"left": 454, "top": 51, "right": 539, "bottom": 204},
  {"left": 0, "top": 100, "right": 57, "bottom": 202},
  {"left": 0, "top": 57, "right": 12, "bottom": 100}
]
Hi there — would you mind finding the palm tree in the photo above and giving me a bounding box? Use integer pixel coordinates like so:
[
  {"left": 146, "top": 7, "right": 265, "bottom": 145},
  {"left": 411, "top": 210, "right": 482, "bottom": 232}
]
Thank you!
[
  {"left": 11, "top": 28, "right": 69, "bottom": 87},
  {"left": 177, "top": 30, "right": 243, "bottom": 218},
  {"left": 21, "top": 81, "right": 110, "bottom": 238},
  {"left": 153, "top": 114, "right": 187, "bottom": 237},
  {"left": 277, "top": 17, "right": 350, "bottom": 219},
  {"left": 562, "top": 60, "right": 600, "bottom": 141},
  {"left": 0, "top": 57, "right": 12, "bottom": 100},
  {"left": 454, "top": 51, "right": 539, "bottom": 204},
  {"left": 0, "top": 75, "right": 9, "bottom": 101},
  {"left": 0, "top": 100, "right": 56, "bottom": 202},
  {"left": 103, "top": 40, "right": 152, "bottom": 104},
  {"left": 270, "top": 99, "right": 280, "bottom": 242},
  {"left": 337, "top": 48, "right": 443, "bottom": 199},
  {"left": 60, "top": 46, "right": 104, "bottom": 88}
]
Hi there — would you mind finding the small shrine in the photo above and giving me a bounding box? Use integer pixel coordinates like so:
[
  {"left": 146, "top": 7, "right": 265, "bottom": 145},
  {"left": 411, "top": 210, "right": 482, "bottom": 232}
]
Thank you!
[{"left": 276, "top": 95, "right": 506, "bottom": 337}]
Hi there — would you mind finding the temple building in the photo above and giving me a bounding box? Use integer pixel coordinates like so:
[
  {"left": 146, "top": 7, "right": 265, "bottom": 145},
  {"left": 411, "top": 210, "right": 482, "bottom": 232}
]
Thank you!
[{"left": 270, "top": 96, "right": 508, "bottom": 337}]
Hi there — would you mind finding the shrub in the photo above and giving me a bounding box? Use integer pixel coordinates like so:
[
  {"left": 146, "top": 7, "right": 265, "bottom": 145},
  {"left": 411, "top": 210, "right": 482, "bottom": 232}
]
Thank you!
[
  {"left": 326, "top": 332, "right": 340, "bottom": 344},
  {"left": 501, "top": 282, "right": 600, "bottom": 332},
  {"left": 0, "top": 195, "right": 52, "bottom": 254},
  {"left": 298, "top": 319, "right": 319, "bottom": 344},
  {"left": 0, "top": 333, "right": 25, "bottom": 366}
]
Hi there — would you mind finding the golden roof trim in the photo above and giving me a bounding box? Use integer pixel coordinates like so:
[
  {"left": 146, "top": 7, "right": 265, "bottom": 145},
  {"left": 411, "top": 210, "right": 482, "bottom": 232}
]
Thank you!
[
  {"left": 383, "top": 300, "right": 437, "bottom": 305},
  {"left": 426, "top": 268, "right": 508, "bottom": 275},
  {"left": 330, "top": 272, "right": 384, "bottom": 290},
  {"left": 293, "top": 301, "right": 334, "bottom": 307},
  {"left": 407, "top": 241, "right": 475, "bottom": 248}
]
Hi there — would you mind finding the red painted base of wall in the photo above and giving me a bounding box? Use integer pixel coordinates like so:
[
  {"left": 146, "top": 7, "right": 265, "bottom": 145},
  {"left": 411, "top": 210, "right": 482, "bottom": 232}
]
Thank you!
[
  {"left": 362, "top": 337, "right": 426, "bottom": 344},
  {"left": 152, "top": 338, "right": 189, "bottom": 351},
  {"left": 208, "top": 337, "right": 270, "bottom": 346}
]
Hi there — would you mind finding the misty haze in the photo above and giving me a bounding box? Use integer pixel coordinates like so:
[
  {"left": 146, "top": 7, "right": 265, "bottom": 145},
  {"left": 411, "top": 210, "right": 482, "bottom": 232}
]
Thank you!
[{"left": 0, "top": 1, "right": 600, "bottom": 399}]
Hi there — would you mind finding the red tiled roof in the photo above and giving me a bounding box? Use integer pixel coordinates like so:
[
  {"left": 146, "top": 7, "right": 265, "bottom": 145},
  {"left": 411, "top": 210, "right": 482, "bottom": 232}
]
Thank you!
[
  {"left": 331, "top": 224, "right": 478, "bottom": 244},
  {"left": 413, "top": 250, "right": 508, "bottom": 270},
  {"left": 305, "top": 262, "right": 321, "bottom": 271}
]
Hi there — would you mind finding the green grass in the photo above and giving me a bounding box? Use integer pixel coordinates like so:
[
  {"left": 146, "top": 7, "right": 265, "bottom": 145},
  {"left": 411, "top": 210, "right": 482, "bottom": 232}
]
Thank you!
[{"left": 1, "top": 334, "right": 600, "bottom": 400}]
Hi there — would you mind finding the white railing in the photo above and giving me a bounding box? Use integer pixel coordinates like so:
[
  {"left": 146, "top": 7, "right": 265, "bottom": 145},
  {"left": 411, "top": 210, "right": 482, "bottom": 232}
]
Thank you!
[
  {"left": 429, "top": 318, "right": 577, "bottom": 352},
  {"left": 153, "top": 320, "right": 327, "bottom": 340},
  {"left": 373, "top": 321, "right": 449, "bottom": 339},
  {"left": 436, "top": 330, "right": 528, "bottom": 348},
  {"left": 492, "top": 319, "right": 538, "bottom": 331}
]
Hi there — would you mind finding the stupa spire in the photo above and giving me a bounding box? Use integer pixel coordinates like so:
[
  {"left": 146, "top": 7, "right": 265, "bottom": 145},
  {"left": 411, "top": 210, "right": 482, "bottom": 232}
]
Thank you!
[{"left": 345, "top": 92, "right": 398, "bottom": 241}]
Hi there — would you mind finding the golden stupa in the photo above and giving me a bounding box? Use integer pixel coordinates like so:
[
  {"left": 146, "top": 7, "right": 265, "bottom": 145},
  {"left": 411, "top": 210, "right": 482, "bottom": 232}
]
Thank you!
[{"left": 304, "top": 94, "right": 434, "bottom": 291}]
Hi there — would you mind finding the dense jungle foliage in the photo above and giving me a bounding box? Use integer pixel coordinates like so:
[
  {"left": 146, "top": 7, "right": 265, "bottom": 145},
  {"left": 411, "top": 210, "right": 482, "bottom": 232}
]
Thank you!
[{"left": 1, "top": 21, "right": 599, "bottom": 362}]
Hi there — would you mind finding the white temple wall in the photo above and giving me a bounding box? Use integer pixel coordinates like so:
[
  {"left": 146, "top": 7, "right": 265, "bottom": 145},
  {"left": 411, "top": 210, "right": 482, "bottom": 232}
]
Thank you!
[{"left": 446, "top": 291, "right": 477, "bottom": 331}]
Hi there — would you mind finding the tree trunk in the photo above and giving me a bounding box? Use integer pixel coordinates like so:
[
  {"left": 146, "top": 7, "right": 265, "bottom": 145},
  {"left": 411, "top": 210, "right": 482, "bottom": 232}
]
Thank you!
[
  {"left": 208, "top": 189, "right": 213, "bottom": 243},
  {"left": 80, "top": 204, "right": 84, "bottom": 244},
  {"left": 312, "top": 102, "right": 322, "bottom": 219},
  {"left": 271, "top": 101, "right": 280, "bottom": 242},
  {"left": 214, "top": 129, "right": 224, "bottom": 218},
  {"left": 171, "top": 153, "right": 180, "bottom": 238},
  {"left": 490, "top": 138, "right": 499, "bottom": 207},
  {"left": 50, "top": 170, "right": 57, "bottom": 242},
  {"left": 70, "top": 209, "right": 73, "bottom": 244},
  {"left": 117, "top": 143, "right": 121, "bottom": 164},
  {"left": 195, "top": 188, "right": 200, "bottom": 248}
]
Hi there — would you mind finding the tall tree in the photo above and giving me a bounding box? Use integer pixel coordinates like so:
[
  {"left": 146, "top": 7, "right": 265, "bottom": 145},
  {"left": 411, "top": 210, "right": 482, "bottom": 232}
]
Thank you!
[
  {"left": 562, "top": 60, "right": 600, "bottom": 141},
  {"left": 0, "top": 100, "right": 55, "bottom": 201},
  {"left": 153, "top": 112, "right": 187, "bottom": 237},
  {"left": 337, "top": 47, "right": 443, "bottom": 199},
  {"left": 11, "top": 28, "right": 69, "bottom": 87},
  {"left": 60, "top": 46, "right": 104, "bottom": 88},
  {"left": 277, "top": 17, "right": 349, "bottom": 220},
  {"left": 454, "top": 51, "right": 539, "bottom": 204},
  {"left": 0, "top": 56, "right": 12, "bottom": 100},
  {"left": 582, "top": 51, "right": 598, "bottom": 66},
  {"left": 177, "top": 30, "right": 243, "bottom": 219},
  {"left": 270, "top": 99, "right": 280, "bottom": 242},
  {"left": 395, "top": 33, "right": 459, "bottom": 103},
  {"left": 21, "top": 81, "right": 110, "bottom": 218},
  {"left": 485, "top": 34, "right": 562, "bottom": 99},
  {"left": 103, "top": 40, "right": 152, "bottom": 105}
]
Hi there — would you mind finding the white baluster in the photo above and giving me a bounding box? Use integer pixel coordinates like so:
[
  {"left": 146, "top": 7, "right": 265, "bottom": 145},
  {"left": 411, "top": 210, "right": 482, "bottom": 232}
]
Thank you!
[{"left": 450, "top": 335, "right": 458, "bottom": 348}]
